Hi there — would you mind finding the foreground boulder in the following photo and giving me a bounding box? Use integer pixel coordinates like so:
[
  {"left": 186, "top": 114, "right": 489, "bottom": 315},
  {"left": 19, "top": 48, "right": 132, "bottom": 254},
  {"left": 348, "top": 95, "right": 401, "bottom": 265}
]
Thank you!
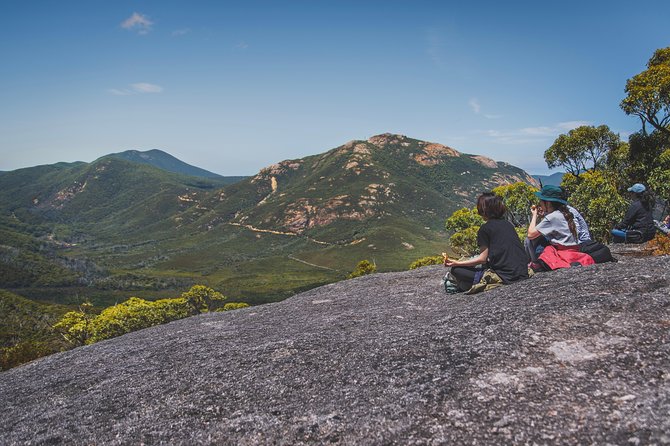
[{"left": 1, "top": 256, "right": 669, "bottom": 444}]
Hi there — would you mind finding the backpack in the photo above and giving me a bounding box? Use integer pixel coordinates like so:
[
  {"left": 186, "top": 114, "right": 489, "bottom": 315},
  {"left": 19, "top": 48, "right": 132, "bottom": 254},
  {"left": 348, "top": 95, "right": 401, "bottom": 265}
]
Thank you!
[
  {"left": 442, "top": 271, "right": 460, "bottom": 294},
  {"left": 579, "top": 240, "right": 617, "bottom": 263}
]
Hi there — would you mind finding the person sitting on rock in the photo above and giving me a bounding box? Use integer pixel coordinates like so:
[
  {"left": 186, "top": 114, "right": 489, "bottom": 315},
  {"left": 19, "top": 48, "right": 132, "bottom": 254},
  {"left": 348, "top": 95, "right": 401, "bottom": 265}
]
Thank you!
[
  {"left": 611, "top": 183, "right": 656, "bottom": 243},
  {"left": 444, "top": 192, "right": 529, "bottom": 292},
  {"left": 526, "top": 185, "right": 595, "bottom": 271}
]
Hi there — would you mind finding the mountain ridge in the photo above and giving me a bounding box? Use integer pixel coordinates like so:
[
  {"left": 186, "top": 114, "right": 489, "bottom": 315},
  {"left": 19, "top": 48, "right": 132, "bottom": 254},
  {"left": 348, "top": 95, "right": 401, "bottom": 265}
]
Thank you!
[
  {"left": 105, "top": 148, "right": 242, "bottom": 180},
  {"left": 1, "top": 133, "right": 540, "bottom": 306}
]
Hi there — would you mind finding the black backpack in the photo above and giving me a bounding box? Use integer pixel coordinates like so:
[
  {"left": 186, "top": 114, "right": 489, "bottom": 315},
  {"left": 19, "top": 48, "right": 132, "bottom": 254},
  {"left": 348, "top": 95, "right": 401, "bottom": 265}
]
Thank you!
[{"left": 579, "top": 240, "right": 617, "bottom": 263}]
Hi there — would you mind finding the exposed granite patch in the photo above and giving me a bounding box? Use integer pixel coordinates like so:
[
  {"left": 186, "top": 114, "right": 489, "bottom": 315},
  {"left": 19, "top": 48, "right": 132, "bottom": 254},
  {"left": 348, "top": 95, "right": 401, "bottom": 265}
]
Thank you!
[{"left": 1, "top": 256, "right": 669, "bottom": 445}]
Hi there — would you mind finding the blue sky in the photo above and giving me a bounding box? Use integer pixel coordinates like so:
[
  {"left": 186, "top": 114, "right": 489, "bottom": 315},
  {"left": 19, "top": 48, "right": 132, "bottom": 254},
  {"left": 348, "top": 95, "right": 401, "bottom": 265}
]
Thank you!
[{"left": 1, "top": 1, "right": 669, "bottom": 176}]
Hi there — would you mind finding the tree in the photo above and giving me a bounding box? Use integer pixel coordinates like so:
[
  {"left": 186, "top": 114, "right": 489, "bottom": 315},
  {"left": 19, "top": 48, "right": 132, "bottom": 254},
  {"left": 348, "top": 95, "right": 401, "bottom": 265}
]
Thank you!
[
  {"left": 492, "top": 182, "right": 538, "bottom": 226},
  {"left": 648, "top": 148, "right": 670, "bottom": 206},
  {"left": 626, "top": 130, "right": 670, "bottom": 185},
  {"left": 620, "top": 46, "right": 670, "bottom": 137},
  {"left": 445, "top": 207, "right": 484, "bottom": 256},
  {"left": 348, "top": 260, "right": 376, "bottom": 279},
  {"left": 544, "top": 125, "right": 623, "bottom": 176},
  {"left": 181, "top": 285, "right": 227, "bottom": 314},
  {"left": 561, "top": 171, "right": 627, "bottom": 242},
  {"left": 53, "top": 302, "right": 96, "bottom": 346},
  {"left": 445, "top": 207, "right": 484, "bottom": 233}
]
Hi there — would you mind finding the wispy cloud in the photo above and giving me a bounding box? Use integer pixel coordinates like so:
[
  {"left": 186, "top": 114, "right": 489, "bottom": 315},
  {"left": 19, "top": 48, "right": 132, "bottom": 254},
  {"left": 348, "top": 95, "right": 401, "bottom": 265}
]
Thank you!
[
  {"left": 172, "top": 28, "right": 191, "bottom": 36},
  {"left": 236, "top": 41, "right": 249, "bottom": 50},
  {"left": 469, "top": 98, "right": 502, "bottom": 119},
  {"left": 480, "top": 120, "right": 593, "bottom": 145},
  {"left": 108, "top": 83, "right": 164, "bottom": 96},
  {"left": 425, "top": 29, "right": 447, "bottom": 70},
  {"left": 557, "top": 121, "right": 591, "bottom": 130},
  {"left": 469, "top": 98, "right": 481, "bottom": 114},
  {"left": 108, "top": 88, "right": 132, "bottom": 96},
  {"left": 131, "top": 83, "right": 163, "bottom": 93},
  {"left": 121, "top": 12, "right": 153, "bottom": 35}
]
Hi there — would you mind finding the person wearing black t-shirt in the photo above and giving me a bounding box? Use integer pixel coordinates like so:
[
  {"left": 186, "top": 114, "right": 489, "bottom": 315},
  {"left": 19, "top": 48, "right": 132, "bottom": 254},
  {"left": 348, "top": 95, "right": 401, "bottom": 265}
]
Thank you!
[{"left": 444, "top": 192, "right": 530, "bottom": 292}]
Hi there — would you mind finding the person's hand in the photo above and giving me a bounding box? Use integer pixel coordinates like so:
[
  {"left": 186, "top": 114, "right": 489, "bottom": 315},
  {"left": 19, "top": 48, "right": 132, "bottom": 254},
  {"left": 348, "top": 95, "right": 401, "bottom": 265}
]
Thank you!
[
  {"left": 531, "top": 204, "right": 539, "bottom": 216},
  {"left": 442, "top": 252, "right": 457, "bottom": 267}
]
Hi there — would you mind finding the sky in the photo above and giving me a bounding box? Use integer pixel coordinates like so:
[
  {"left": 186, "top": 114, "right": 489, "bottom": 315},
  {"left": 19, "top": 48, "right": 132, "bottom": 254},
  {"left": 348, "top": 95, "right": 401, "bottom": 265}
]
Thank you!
[{"left": 1, "top": 1, "right": 669, "bottom": 176}]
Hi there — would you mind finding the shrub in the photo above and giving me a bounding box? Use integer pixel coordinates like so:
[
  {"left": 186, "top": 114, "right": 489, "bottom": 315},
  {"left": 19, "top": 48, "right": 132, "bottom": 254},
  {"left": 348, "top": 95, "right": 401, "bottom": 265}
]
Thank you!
[
  {"left": 220, "top": 302, "right": 250, "bottom": 311},
  {"left": 561, "top": 171, "right": 627, "bottom": 242},
  {"left": 53, "top": 285, "right": 226, "bottom": 346},
  {"left": 348, "top": 260, "right": 376, "bottom": 279},
  {"left": 0, "top": 341, "right": 54, "bottom": 371},
  {"left": 409, "top": 256, "right": 443, "bottom": 270},
  {"left": 648, "top": 234, "right": 670, "bottom": 256},
  {"left": 181, "top": 285, "right": 227, "bottom": 313}
]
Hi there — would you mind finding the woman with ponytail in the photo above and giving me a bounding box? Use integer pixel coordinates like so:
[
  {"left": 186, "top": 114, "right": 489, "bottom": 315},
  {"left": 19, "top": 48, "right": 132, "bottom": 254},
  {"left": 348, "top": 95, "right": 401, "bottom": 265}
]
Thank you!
[{"left": 526, "top": 185, "right": 595, "bottom": 270}]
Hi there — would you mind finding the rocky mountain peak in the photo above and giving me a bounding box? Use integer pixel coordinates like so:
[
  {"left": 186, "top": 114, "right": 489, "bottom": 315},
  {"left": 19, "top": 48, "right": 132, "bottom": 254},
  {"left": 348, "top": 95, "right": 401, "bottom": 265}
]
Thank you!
[{"left": 367, "top": 133, "right": 410, "bottom": 147}]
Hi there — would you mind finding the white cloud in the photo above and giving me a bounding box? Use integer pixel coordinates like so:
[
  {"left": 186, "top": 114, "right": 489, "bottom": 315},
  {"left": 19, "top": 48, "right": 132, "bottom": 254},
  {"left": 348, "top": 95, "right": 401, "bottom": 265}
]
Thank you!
[
  {"left": 480, "top": 120, "right": 593, "bottom": 145},
  {"left": 121, "top": 12, "right": 153, "bottom": 35},
  {"left": 131, "top": 83, "right": 163, "bottom": 93},
  {"left": 520, "top": 126, "right": 556, "bottom": 136},
  {"left": 108, "top": 83, "right": 164, "bottom": 96},
  {"left": 108, "top": 88, "right": 132, "bottom": 96},
  {"left": 236, "top": 41, "right": 249, "bottom": 49}
]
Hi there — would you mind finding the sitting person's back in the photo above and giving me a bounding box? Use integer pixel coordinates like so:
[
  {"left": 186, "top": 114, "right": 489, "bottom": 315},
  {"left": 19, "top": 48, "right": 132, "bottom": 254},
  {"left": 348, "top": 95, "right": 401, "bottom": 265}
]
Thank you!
[{"left": 612, "top": 183, "right": 656, "bottom": 243}]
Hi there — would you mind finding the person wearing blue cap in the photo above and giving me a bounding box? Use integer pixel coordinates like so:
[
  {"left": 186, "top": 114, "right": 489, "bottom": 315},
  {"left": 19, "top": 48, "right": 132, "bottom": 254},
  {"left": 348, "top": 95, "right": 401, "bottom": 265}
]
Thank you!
[
  {"left": 525, "top": 185, "right": 595, "bottom": 270},
  {"left": 611, "top": 183, "right": 656, "bottom": 243}
]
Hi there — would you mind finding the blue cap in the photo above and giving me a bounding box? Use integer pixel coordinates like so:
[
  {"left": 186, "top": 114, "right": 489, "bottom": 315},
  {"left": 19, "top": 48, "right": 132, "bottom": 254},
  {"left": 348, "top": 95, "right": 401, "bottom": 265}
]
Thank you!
[{"left": 627, "top": 183, "right": 646, "bottom": 193}]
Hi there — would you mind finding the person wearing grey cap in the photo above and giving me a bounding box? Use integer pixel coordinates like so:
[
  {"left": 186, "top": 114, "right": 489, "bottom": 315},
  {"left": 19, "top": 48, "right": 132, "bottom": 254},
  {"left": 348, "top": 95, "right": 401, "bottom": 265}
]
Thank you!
[{"left": 611, "top": 183, "right": 656, "bottom": 243}]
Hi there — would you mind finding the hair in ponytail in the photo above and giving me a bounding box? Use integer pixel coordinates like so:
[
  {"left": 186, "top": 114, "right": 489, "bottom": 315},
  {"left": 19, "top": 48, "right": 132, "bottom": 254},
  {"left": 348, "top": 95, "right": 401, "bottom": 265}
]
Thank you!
[
  {"left": 542, "top": 200, "right": 577, "bottom": 239},
  {"left": 555, "top": 203, "right": 577, "bottom": 239}
]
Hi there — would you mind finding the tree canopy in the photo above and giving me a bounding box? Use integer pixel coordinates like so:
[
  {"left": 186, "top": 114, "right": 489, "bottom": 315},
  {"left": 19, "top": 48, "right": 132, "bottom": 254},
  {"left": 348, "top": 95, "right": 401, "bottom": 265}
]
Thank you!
[
  {"left": 620, "top": 46, "right": 670, "bottom": 137},
  {"left": 544, "top": 125, "right": 623, "bottom": 176}
]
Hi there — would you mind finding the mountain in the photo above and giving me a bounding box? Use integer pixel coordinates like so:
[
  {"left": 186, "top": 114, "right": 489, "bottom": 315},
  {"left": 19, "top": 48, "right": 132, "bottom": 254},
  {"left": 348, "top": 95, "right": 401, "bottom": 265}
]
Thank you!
[
  {"left": 533, "top": 172, "right": 565, "bottom": 186},
  {"left": 1, "top": 256, "right": 668, "bottom": 443},
  {"left": 0, "top": 134, "right": 539, "bottom": 307},
  {"left": 106, "top": 148, "right": 244, "bottom": 182}
]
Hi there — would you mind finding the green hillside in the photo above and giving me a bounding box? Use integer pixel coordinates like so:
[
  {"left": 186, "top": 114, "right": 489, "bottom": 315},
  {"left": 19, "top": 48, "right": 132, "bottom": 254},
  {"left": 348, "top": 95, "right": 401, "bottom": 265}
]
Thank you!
[
  {"left": 0, "top": 289, "right": 70, "bottom": 370},
  {"left": 0, "top": 134, "right": 537, "bottom": 308},
  {"left": 107, "top": 148, "right": 246, "bottom": 182}
]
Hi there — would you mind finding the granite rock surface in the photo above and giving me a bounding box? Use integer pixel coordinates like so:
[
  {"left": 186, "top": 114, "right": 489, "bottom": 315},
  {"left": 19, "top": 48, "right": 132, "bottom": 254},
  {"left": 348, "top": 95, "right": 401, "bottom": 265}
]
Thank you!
[{"left": 1, "top": 256, "right": 669, "bottom": 445}]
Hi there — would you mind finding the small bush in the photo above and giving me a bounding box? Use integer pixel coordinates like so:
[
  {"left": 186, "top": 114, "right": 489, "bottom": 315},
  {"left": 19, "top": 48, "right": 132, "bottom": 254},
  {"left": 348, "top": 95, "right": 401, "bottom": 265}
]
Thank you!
[
  {"left": 219, "top": 302, "right": 250, "bottom": 312},
  {"left": 409, "top": 256, "right": 443, "bottom": 270},
  {"left": 648, "top": 234, "right": 670, "bottom": 256},
  {"left": 348, "top": 260, "right": 376, "bottom": 279}
]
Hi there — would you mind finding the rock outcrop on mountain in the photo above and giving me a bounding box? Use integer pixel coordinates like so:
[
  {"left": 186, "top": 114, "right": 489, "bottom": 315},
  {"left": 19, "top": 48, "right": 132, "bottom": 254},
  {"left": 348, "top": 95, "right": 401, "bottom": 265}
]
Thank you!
[
  {"left": 1, "top": 255, "right": 668, "bottom": 444},
  {"left": 218, "top": 133, "right": 538, "bottom": 237}
]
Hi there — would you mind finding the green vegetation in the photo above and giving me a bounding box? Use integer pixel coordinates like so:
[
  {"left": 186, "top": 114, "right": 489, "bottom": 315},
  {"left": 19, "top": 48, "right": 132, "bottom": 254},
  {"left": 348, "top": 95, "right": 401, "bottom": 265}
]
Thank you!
[
  {"left": 544, "top": 125, "right": 623, "bottom": 176},
  {"left": 408, "top": 255, "right": 444, "bottom": 269},
  {"left": 348, "top": 260, "right": 377, "bottom": 279},
  {"left": 0, "top": 290, "right": 70, "bottom": 371},
  {"left": 53, "top": 285, "right": 246, "bottom": 347}
]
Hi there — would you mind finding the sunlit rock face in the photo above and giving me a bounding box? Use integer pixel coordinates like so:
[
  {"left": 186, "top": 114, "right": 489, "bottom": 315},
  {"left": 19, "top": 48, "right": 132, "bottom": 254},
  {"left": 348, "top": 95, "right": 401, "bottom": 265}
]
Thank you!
[{"left": 1, "top": 255, "right": 669, "bottom": 444}]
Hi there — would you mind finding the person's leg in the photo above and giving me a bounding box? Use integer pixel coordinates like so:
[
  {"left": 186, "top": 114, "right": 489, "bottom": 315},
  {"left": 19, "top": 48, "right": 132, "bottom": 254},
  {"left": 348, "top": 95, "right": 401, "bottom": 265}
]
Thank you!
[
  {"left": 450, "top": 266, "right": 479, "bottom": 291},
  {"left": 611, "top": 229, "right": 626, "bottom": 243},
  {"left": 524, "top": 237, "right": 548, "bottom": 262}
]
